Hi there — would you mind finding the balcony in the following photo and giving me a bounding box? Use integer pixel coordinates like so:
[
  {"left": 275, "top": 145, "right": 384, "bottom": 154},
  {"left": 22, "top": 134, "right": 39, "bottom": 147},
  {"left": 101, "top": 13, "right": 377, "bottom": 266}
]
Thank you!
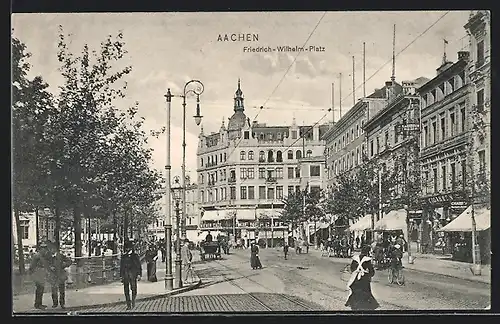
[
  {"left": 228, "top": 178, "right": 237, "bottom": 183},
  {"left": 265, "top": 177, "right": 277, "bottom": 183}
]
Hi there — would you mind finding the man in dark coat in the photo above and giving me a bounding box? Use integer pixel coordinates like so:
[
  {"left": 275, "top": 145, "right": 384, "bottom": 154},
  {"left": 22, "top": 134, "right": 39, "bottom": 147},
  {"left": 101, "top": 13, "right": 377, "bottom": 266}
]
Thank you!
[
  {"left": 29, "top": 242, "right": 50, "bottom": 309},
  {"left": 47, "top": 241, "right": 72, "bottom": 309},
  {"left": 120, "top": 240, "right": 142, "bottom": 310},
  {"left": 345, "top": 245, "right": 379, "bottom": 310},
  {"left": 205, "top": 231, "right": 213, "bottom": 243}
]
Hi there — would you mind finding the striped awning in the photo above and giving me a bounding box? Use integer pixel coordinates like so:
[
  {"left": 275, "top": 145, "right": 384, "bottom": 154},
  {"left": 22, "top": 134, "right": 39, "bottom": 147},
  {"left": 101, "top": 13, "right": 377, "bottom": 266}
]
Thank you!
[
  {"left": 257, "top": 209, "right": 282, "bottom": 219},
  {"left": 439, "top": 206, "right": 491, "bottom": 232},
  {"left": 201, "top": 210, "right": 225, "bottom": 222}
]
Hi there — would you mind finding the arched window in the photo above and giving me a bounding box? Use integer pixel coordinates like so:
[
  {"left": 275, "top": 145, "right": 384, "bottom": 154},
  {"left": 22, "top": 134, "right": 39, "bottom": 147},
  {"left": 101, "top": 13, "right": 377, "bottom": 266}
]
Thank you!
[
  {"left": 306, "top": 150, "right": 312, "bottom": 157},
  {"left": 240, "top": 151, "right": 246, "bottom": 160},
  {"left": 268, "top": 150, "right": 274, "bottom": 162},
  {"left": 248, "top": 151, "right": 254, "bottom": 160},
  {"left": 296, "top": 150, "right": 302, "bottom": 159},
  {"left": 287, "top": 150, "right": 293, "bottom": 159},
  {"left": 276, "top": 150, "right": 283, "bottom": 162},
  {"left": 259, "top": 151, "right": 265, "bottom": 162}
]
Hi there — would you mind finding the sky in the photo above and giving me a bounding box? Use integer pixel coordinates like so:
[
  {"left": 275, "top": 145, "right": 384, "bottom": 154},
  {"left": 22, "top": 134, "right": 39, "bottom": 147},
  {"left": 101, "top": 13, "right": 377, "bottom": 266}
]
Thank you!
[{"left": 12, "top": 11, "right": 471, "bottom": 179}]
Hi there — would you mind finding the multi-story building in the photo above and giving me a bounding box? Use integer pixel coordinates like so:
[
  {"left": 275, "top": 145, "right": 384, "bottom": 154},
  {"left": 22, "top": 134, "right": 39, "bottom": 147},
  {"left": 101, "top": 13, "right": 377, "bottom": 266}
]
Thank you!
[
  {"left": 12, "top": 208, "right": 56, "bottom": 248},
  {"left": 323, "top": 81, "right": 399, "bottom": 190},
  {"left": 196, "top": 79, "right": 329, "bottom": 247},
  {"left": 417, "top": 51, "right": 471, "bottom": 250},
  {"left": 149, "top": 176, "right": 200, "bottom": 242}
]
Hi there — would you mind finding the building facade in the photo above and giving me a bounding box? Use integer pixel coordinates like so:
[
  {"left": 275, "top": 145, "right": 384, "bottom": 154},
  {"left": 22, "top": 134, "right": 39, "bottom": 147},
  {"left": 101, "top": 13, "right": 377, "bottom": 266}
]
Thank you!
[
  {"left": 417, "top": 52, "right": 472, "bottom": 249},
  {"left": 196, "top": 79, "right": 329, "bottom": 247}
]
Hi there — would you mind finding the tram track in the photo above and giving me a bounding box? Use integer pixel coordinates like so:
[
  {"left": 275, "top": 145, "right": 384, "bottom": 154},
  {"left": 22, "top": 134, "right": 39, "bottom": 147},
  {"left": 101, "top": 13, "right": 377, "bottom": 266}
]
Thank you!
[{"left": 210, "top": 259, "right": 322, "bottom": 311}]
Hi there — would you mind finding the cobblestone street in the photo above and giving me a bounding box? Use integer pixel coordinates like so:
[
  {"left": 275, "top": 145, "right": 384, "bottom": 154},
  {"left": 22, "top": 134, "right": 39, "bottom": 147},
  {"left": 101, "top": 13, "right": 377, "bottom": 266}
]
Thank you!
[{"left": 73, "top": 247, "right": 490, "bottom": 313}]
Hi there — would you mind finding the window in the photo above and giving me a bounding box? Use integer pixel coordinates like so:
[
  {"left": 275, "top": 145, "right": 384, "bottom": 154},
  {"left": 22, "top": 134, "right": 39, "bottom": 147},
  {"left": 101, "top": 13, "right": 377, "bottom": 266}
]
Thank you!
[
  {"left": 248, "top": 151, "right": 254, "bottom": 160},
  {"left": 477, "top": 40, "right": 484, "bottom": 66},
  {"left": 356, "top": 124, "right": 360, "bottom": 137},
  {"left": 479, "top": 150, "right": 486, "bottom": 173},
  {"left": 347, "top": 154, "right": 350, "bottom": 169},
  {"left": 259, "top": 186, "right": 266, "bottom": 199},
  {"left": 230, "top": 186, "right": 236, "bottom": 200},
  {"left": 276, "top": 186, "right": 284, "bottom": 199},
  {"left": 220, "top": 153, "right": 222, "bottom": 163},
  {"left": 268, "top": 150, "right": 274, "bottom": 162},
  {"left": 433, "top": 168, "right": 438, "bottom": 193},
  {"left": 240, "top": 168, "right": 247, "bottom": 179},
  {"left": 215, "top": 155, "right": 218, "bottom": 165},
  {"left": 310, "top": 165, "right": 320, "bottom": 177},
  {"left": 200, "top": 174, "right": 204, "bottom": 184},
  {"left": 306, "top": 150, "right": 312, "bottom": 157},
  {"left": 334, "top": 143, "right": 337, "bottom": 152},
  {"left": 351, "top": 151, "right": 355, "bottom": 167},
  {"left": 423, "top": 125, "right": 428, "bottom": 147},
  {"left": 200, "top": 190, "right": 204, "bottom": 202},
  {"left": 351, "top": 128, "right": 354, "bottom": 142},
  {"left": 22, "top": 224, "right": 29, "bottom": 239},
  {"left": 370, "top": 140, "right": 374, "bottom": 157},
  {"left": 276, "top": 167, "right": 283, "bottom": 179},
  {"left": 230, "top": 170, "right": 236, "bottom": 181},
  {"left": 277, "top": 132, "right": 282, "bottom": 140},
  {"left": 259, "top": 133, "right": 264, "bottom": 141},
  {"left": 247, "top": 168, "right": 254, "bottom": 179},
  {"left": 240, "top": 186, "right": 247, "bottom": 199},
  {"left": 460, "top": 103, "right": 466, "bottom": 132},
  {"left": 201, "top": 158, "right": 203, "bottom": 167},
  {"left": 450, "top": 111, "right": 456, "bottom": 137},
  {"left": 267, "top": 187, "right": 275, "bottom": 200},
  {"left": 287, "top": 150, "right": 293, "bottom": 159},
  {"left": 477, "top": 89, "right": 485, "bottom": 112},
  {"left": 295, "top": 167, "right": 301, "bottom": 178},
  {"left": 291, "top": 131, "right": 297, "bottom": 139},
  {"left": 276, "top": 151, "right": 283, "bottom": 162},
  {"left": 248, "top": 186, "right": 255, "bottom": 199},
  {"left": 451, "top": 163, "right": 456, "bottom": 191},
  {"left": 361, "top": 120, "right": 365, "bottom": 134},
  {"left": 423, "top": 171, "right": 429, "bottom": 194},
  {"left": 259, "top": 151, "right": 265, "bottom": 162},
  {"left": 215, "top": 188, "right": 219, "bottom": 201},
  {"left": 244, "top": 131, "right": 250, "bottom": 139},
  {"left": 440, "top": 113, "right": 446, "bottom": 141},
  {"left": 288, "top": 186, "right": 294, "bottom": 196},
  {"left": 224, "top": 153, "right": 227, "bottom": 161},
  {"left": 385, "top": 130, "right": 390, "bottom": 148},
  {"left": 259, "top": 168, "right": 266, "bottom": 179},
  {"left": 240, "top": 151, "right": 245, "bottom": 160},
  {"left": 287, "top": 167, "right": 294, "bottom": 179},
  {"left": 356, "top": 147, "right": 360, "bottom": 165},
  {"left": 431, "top": 120, "right": 437, "bottom": 145},
  {"left": 295, "top": 186, "right": 301, "bottom": 193},
  {"left": 442, "top": 165, "right": 447, "bottom": 191},
  {"left": 376, "top": 137, "right": 380, "bottom": 155},
  {"left": 296, "top": 150, "right": 302, "bottom": 159}
]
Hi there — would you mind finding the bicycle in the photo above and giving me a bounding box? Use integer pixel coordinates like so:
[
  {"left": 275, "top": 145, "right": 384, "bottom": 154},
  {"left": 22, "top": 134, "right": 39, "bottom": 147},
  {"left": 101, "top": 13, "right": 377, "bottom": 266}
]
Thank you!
[{"left": 387, "top": 264, "right": 405, "bottom": 286}]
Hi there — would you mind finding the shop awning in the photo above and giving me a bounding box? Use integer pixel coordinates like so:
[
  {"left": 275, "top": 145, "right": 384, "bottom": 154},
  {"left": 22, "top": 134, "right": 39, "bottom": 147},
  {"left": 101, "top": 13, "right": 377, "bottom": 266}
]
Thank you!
[
  {"left": 201, "top": 210, "right": 225, "bottom": 222},
  {"left": 235, "top": 209, "right": 256, "bottom": 221},
  {"left": 313, "top": 222, "right": 330, "bottom": 233},
  {"left": 439, "top": 206, "right": 491, "bottom": 232},
  {"left": 349, "top": 214, "right": 374, "bottom": 231},
  {"left": 373, "top": 209, "right": 407, "bottom": 231},
  {"left": 257, "top": 209, "right": 282, "bottom": 219}
]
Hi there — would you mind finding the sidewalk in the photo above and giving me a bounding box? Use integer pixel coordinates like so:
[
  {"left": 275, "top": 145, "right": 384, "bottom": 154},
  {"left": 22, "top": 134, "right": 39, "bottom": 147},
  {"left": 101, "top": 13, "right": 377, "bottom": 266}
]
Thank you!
[
  {"left": 303, "top": 247, "right": 490, "bottom": 284},
  {"left": 13, "top": 254, "right": 202, "bottom": 313}
]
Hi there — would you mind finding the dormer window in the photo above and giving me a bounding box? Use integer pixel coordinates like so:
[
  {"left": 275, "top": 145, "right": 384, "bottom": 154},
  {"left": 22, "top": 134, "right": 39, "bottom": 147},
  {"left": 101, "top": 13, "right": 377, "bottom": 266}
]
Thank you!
[
  {"left": 244, "top": 131, "right": 250, "bottom": 139},
  {"left": 240, "top": 151, "right": 246, "bottom": 160},
  {"left": 277, "top": 132, "right": 282, "bottom": 140}
]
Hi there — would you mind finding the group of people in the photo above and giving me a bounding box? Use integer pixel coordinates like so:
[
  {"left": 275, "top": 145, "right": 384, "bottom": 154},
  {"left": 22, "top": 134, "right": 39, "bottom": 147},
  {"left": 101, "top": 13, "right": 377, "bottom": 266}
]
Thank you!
[
  {"left": 29, "top": 241, "right": 72, "bottom": 310},
  {"left": 371, "top": 234, "right": 407, "bottom": 270}
]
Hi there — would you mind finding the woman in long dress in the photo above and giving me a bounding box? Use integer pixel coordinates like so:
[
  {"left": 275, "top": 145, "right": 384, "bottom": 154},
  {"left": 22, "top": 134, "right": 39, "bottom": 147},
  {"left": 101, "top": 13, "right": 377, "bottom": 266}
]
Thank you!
[
  {"left": 345, "top": 245, "right": 379, "bottom": 310},
  {"left": 145, "top": 244, "right": 158, "bottom": 282},
  {"left": 250, "top": 242, "right": 263, "bottom": 270}
]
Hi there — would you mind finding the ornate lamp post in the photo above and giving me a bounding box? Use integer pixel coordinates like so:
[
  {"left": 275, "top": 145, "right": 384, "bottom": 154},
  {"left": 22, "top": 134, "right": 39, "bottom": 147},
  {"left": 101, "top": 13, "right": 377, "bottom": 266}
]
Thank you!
[
  {"left": 170, "top": 80, "right": 204, "bottom": 240},
  {"left": 171, "top": 176, "right": 183, "bottom": 288}
]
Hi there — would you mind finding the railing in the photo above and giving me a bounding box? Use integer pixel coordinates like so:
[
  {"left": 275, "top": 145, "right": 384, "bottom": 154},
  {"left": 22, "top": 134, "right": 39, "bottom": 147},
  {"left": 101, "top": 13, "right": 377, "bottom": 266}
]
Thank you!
[
  {"left": 228, "top": 178, "right": 236, "bottom": 183},
  {"left": 266, "top": 177, "right": 277, "bottom": 183}
]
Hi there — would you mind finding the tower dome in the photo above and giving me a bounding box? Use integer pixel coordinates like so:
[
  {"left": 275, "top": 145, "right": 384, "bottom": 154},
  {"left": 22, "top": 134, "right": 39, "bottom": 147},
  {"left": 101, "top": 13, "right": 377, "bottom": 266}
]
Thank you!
[{"left": 228, "top": 78, "right": 247, "bottom": 131}]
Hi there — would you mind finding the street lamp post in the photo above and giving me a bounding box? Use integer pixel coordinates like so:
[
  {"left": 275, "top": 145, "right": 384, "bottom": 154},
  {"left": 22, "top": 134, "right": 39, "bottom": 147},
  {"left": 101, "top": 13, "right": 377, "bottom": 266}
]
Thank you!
[
  {"left": 163, "top": 89, "right": 174, "bottom": 290},
  {"left": 171, "top": 176, "right": 183, "bottom": 288},
  {"left": 173, "top": 80, "right": 204, "bottom": 240}
]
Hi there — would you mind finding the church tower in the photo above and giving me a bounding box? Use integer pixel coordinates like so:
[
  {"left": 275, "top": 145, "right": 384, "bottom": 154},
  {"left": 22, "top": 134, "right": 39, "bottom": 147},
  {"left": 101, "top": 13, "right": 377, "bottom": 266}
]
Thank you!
[{"left": 234, "top": 78, "right": 244, "bottom": 112}]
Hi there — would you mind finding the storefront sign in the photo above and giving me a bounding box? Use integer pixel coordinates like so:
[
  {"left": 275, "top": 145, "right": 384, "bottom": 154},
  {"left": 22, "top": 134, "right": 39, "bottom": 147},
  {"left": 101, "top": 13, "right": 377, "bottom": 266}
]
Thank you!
[{"left": 422, "top": 191, "right": 468, "bottom": 206}]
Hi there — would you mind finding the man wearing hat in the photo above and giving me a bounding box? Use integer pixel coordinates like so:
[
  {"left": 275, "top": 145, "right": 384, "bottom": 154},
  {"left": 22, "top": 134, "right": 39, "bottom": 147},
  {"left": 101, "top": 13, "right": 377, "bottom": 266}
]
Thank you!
[
  {"left": 29, "top": 241, "right": 51, "bottom": 309},
  {"left": 47, "top": 241, "right": 72, "bottom": 309},
  {"left": 120, "top": 240, "right": 142, "bottom": 310}
]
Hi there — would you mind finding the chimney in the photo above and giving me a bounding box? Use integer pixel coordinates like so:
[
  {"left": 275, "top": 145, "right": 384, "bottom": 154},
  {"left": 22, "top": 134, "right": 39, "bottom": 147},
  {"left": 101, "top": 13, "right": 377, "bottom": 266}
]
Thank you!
[{"left": 458, "top": 51, "right": 470, "bottom": 61}]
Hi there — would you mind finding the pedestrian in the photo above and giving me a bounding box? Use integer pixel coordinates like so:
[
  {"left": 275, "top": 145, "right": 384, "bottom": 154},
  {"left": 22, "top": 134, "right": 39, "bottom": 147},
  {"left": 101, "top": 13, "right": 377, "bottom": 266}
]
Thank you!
[
  {"left": 250, "top": 242, "right": 263, "bottom": 270},
  {"left": 283, "top": 244, "right": 289, "bottom": 260},
  {"left": 29, "top": 241, "right": 51, "bottom": 310},
  {"left": 145, "top": 244, "right": 158, "bottom": 282},
  {"left": 181, "top": 240, "right": 194, "bottom": 283},
  {"left": 345, "top": 245, "right": 379, "bottom": 311},
  {"left": 46, "top": 241, "right": 72, "bottom": 309},
  {"left": 205, "top": 231, "right": 213, "bottom": 243},
  {"left": 355, "top": 236, "right": 360, "bottom": 250},
  {"left": 120, "top": 240, "right": 142, "bottom": 310}
]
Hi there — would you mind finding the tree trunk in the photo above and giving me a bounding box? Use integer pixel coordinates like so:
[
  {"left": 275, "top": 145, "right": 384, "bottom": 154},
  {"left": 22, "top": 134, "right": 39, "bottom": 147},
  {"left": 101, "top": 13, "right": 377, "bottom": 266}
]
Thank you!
[
  {"left": 124, "top": 212, "right": 129, "bottom": 241},
  {"left": 73, "top": 205, "right": 82, "bottom": 258},
  {"left": 54, "top": 204, "right": 61, "bottom": 249},
  {"left": 14, "top": 208, "right": 25, "bottom": 275},
  {"left": 35, "top": 207, "right": 40, "bottom": 250}
]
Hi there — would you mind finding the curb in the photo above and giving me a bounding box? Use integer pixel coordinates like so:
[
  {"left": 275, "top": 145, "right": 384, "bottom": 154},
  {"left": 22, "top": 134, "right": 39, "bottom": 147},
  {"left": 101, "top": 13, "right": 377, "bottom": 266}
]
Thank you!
[{"left": 15, "top": 276, "right": 203, "bottom": 314}]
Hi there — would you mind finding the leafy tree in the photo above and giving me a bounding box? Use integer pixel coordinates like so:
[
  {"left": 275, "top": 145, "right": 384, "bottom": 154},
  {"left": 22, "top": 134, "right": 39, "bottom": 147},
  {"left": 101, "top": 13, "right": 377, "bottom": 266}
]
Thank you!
[{"left": 280, "top": 191, "right": 305, "bottom": 236}]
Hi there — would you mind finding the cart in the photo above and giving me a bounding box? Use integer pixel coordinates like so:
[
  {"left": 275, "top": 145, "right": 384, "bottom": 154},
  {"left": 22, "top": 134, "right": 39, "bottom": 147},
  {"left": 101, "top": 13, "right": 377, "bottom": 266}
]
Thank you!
[{"left": 200, "top": 241, "right": 222, "bottom": 261}]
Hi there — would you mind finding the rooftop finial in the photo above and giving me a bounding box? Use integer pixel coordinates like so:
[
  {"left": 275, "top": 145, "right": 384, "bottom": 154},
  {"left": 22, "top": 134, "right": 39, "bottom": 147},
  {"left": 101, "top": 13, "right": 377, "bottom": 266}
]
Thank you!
[
  {"left": 442, "top": 38, "right": 449, "bottom": 64},
  {"left": 391, "top": 24, "right": 396, "bottom": 84},
  {"left": 238, "top": 78, "right": 241, "bottom": 90}
]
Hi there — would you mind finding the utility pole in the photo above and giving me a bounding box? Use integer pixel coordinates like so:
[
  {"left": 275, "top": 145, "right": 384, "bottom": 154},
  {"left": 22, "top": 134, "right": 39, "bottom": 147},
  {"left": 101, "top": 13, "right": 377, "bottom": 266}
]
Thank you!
[
  {"left": 352, "top": 55, "right": 356, "bottom": 106},
  {"left": 339, "top": 73, "right": 343, "bottom": 118},
  {"left": 363, "top": 42, "right": 366, "bottom": 98}
]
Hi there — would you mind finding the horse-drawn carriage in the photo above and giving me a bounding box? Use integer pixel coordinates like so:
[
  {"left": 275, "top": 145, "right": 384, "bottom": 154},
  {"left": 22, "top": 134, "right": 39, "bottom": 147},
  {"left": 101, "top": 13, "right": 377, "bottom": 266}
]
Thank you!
[{"left": 200, "top": 241, "right": 222, "bottom": 261}]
